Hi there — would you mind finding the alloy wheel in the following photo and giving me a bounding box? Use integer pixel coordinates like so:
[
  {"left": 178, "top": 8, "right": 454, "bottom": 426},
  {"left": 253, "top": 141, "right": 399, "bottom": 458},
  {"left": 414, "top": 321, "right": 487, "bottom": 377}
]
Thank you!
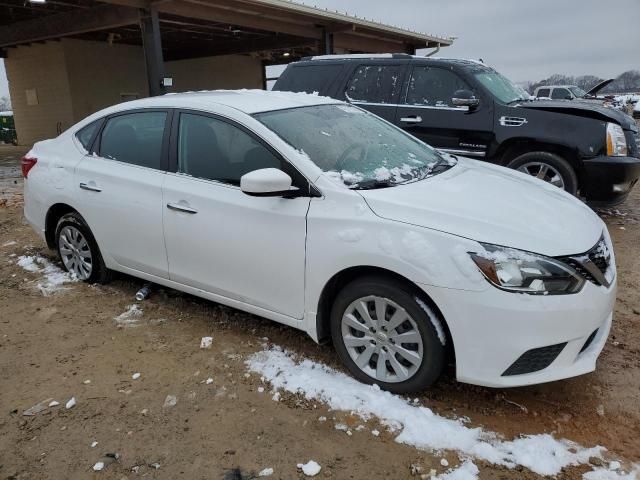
[
  {"left": 341, "top": 295, "right": 424, "bottom": 383},
  {"left": 517, "top": 161, "right": 565, "bottom": 189},
  {"left": 58, "top": 225, "right": 93, "bottom": 280}
]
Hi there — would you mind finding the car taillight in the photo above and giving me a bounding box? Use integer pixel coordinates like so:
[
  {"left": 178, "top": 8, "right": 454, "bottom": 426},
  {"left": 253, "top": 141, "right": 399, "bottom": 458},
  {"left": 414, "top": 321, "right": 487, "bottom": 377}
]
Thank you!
[{"left": 21, "top": 156, "right": 37, "bottom": 178}]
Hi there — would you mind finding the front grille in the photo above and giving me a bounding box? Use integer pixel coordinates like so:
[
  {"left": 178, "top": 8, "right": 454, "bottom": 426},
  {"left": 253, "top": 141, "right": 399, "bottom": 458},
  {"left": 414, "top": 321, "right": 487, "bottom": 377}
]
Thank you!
[
  {"left": 502, "top": 343, "right": 567, "bottom": 376},
  {"left": 559, "top": 236, "right": 611, "bottom": 287}
]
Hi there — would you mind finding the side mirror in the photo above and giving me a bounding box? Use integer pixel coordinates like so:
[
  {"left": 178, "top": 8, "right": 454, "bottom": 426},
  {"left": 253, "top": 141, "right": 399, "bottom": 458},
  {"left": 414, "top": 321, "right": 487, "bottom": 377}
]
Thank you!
[
  {"left": 451, "top": 89, "right": 480, "bottom": 110},
  {"left": 240, "top": 168, "right": 294, "bottom": 197}
]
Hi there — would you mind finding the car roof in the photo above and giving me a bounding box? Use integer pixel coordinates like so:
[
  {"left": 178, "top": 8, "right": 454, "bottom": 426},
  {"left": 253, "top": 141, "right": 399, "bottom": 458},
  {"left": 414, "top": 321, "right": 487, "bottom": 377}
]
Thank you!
[
  {"left": 536, "top": 85, "right": 576, "bottom": 89},
  {"left": 110, "top": 89, "right": 342, "bottom": 115},
  {"left": 299, "top": 54, "right": 493, "bottom": 73}
]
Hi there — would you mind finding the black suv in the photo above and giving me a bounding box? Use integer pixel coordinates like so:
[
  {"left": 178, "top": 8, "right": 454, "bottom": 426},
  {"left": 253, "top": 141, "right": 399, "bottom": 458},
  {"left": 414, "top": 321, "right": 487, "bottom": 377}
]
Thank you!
[{"left": 274, "top": 54, "right": 640, "bottom": 205}]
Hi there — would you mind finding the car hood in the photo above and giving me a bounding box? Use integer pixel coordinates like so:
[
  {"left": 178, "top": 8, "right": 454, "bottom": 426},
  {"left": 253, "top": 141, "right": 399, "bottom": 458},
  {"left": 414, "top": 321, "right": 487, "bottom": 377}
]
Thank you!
[
  {"left": 519, "top": 99, "right": 636, "bottom": 131},
  {"left": 586, "top": 78, "right": 614, "bottom": 96},
  {"left": 358, "top": 158, "right": 603, "bottom": 257}
]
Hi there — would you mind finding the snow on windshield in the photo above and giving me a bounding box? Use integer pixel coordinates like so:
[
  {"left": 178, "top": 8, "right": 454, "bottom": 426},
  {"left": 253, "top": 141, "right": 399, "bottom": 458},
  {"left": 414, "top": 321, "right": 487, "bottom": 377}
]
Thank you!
[{"left": 255, "top": 104, "right": 454, "bottom": 189}]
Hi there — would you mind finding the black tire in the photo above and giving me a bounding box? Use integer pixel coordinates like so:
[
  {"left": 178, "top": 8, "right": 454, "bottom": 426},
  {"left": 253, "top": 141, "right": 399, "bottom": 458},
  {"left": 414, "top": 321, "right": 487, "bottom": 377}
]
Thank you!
[
  {"left": 330, "top": 276, "right": 445, "bottom": 393},
  {"left": 55, "top": 212, "right": 112, "bottom": 284},
  {"left": 507, "top": 151, "right": 578, "bottom": 195}
]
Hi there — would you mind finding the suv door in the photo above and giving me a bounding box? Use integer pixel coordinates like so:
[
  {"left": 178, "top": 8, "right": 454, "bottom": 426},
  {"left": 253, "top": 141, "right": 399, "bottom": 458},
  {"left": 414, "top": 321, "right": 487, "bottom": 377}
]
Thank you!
[
  {"left": 341, "top": 62, "right": 407, "bottom": 122},
  {"left": 394, "top": 64, "right": 494, "bottom": 158},
  {"left": 162, "top": 111, "right": 310, "bottom": 319},
  {"left": 551, "top": 87, "right": 572, "bottom": 100},
  {"left": 74, "top": 110, "right": 170, "bottom": 278}
]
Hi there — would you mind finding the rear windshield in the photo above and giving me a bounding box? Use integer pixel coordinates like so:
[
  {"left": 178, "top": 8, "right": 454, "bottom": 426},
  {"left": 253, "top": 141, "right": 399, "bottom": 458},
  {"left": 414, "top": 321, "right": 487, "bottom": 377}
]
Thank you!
[
  {"left": 275, "top": 64, "right": 343, "bottom": 94},
  {"left": 254, "top": 104, "right": 453, "bottom": 189}
]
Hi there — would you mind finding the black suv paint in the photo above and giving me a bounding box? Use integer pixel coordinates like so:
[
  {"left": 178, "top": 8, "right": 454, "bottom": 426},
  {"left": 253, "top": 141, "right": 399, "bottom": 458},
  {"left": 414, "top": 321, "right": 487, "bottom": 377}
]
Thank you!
[{"left": 274, "top": 54, "right": 640, "bottom": 205}]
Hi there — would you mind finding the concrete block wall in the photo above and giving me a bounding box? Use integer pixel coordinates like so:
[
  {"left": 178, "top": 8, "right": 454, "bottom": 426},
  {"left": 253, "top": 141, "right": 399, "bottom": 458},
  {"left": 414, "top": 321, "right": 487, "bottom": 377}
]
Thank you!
[
  {"left": 4, "top": 42, "right": 75, "bottom": 146},
  {"left": 5, "top": 39, "right": 264, "bottom": 145},
  {"left": 166, "top": 54, "right": 263, "bottom": 92}
]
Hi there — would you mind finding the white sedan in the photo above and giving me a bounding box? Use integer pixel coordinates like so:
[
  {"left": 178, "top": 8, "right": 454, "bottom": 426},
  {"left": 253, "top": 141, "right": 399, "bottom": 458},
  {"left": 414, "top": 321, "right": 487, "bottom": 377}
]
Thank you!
[{"left": 22, "top": 90, "right": 616, "bottom": 392}]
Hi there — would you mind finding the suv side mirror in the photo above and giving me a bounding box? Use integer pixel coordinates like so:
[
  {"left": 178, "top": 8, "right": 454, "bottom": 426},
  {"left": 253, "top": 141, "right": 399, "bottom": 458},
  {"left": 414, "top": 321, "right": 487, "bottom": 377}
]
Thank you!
[
  {"left": 451, "top": 89, "right": 480, "bottom": 110},
  {"left": 240, "top": 168, "right": 295, "bottom": 197}
]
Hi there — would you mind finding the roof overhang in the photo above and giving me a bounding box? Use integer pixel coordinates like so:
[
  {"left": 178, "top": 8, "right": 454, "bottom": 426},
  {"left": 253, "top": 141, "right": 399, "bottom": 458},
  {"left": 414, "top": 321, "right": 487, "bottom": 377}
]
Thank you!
[{"left": 0, "top": 0, "right": 453, "bottom": 61}]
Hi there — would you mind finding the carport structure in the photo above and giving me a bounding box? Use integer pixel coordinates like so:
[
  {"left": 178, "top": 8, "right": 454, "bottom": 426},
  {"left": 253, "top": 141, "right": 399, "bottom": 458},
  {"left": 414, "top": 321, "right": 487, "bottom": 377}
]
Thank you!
[{"left": 0, "top": 0, "right": 453, "bottom": 145}]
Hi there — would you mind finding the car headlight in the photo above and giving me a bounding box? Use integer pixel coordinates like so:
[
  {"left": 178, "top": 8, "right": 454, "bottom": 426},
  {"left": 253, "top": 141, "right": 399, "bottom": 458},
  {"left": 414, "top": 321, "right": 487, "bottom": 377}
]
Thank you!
[
  {"left": 606, "top": 123, "right": 628, "bottom": 156},
  {"left": 469, "top": 244, "right": 585, "bottom": 295}
]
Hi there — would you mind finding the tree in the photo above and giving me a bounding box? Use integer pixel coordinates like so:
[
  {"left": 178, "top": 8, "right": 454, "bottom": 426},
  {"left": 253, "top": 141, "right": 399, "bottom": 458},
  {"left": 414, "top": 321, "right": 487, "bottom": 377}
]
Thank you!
[
  {"left": 0, "top": 95, "right": 11, "bottom": 111},
  {"left": 528, "top": 71, "right": 640, "bottom": 95},
  {"left": 600, "top": 70, "right": 640, "bottom": 94}
]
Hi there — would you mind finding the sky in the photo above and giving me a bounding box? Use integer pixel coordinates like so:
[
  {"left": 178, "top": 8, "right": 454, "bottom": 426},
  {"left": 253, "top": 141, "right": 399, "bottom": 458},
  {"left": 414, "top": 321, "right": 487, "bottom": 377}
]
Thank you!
[
  {"left": 1, "top": 0, "right": 639, "bottom": 100},
  {"left": 306, "top": 0, "right": 639, "bottom": 83}
]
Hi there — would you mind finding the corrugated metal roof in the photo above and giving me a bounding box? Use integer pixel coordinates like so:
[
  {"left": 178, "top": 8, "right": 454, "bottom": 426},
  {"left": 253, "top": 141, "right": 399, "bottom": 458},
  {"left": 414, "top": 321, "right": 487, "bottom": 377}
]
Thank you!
[{"left": 255, "top": 0, "right": 453, "bottom": 46}]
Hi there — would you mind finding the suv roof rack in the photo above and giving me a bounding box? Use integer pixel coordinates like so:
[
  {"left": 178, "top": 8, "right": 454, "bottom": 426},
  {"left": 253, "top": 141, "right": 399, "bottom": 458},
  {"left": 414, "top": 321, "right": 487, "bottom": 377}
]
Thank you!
[{"left": 301, "top": 53, "right": 413, "bottom": 61}]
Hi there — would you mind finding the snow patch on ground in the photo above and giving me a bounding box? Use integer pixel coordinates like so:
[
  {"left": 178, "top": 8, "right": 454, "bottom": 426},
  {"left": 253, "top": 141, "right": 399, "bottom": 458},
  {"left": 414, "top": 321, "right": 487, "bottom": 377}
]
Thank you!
[
  {"left": 583, "top": 466, "right": 640, "bottom": 480},
  {"left": 247, "top": 347, "right": 610, "bottom": 477},
  {"left": 16, "top": 255, "right": 78, "bottom": 295},
  {"left": 297, "top": 460, "right": 321, "bottom": 477},
  {"left": 433, "top": 460, "right": 479, "bottom": 480},
  {"left": 114, "top": 305, "right": 143, "bottom": 326}
]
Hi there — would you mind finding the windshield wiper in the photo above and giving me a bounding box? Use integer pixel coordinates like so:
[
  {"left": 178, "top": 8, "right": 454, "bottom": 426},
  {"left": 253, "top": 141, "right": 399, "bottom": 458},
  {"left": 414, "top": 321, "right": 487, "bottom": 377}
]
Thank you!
[
  {"left": 352, "top": 179, "right": 394, "bottom": 190},
  {"left": 426, "top": 157, "right": 454, "bottom": 174}
]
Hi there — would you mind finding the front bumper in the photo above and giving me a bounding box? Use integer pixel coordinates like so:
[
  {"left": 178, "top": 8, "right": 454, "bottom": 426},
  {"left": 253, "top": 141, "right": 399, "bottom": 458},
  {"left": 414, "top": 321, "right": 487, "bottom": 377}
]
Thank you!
[
  {"left": 421, "top": 274, "right": 616, "bottom": 388},
  {"left": 581, "top": 155, "right": 640, "bottom": 206}
]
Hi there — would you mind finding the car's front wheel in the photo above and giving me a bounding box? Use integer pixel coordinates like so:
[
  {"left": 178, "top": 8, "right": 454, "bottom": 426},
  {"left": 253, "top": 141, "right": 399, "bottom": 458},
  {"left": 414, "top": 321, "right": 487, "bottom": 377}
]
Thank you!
[
  {"left": 55, "top": 212, "right": 111, "bottom": 283},
  {"left": 330, "top": 276, "right": 445, "bottom": 393},
  {"left": 507, "top": 151, "right": 578, "bottom": 195}
]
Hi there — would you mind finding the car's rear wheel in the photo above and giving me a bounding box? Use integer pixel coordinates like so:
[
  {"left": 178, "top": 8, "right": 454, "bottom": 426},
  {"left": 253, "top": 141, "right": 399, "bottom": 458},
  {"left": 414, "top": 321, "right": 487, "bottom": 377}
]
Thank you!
[
  {"left": 507, "top": 151, "right": 578, "bottom": 195},
  {"left": 330, "top": 276, "right": 445, "bottom": 393},
  {"left": 55, "top": 212, "right": 111, "bottom": 283}
]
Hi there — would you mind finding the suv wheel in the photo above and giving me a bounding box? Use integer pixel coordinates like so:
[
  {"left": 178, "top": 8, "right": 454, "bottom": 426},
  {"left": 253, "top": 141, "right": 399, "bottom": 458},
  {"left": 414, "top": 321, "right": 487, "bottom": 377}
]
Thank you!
[
  {"left": 507, "top": 152, "right": 578, "bottom": 195},
  {"left": 55, "top": 212, "right": 112, "bottom": 283},
  {"left": 330, "top": 276, "right": 445, "bottom": 393}
]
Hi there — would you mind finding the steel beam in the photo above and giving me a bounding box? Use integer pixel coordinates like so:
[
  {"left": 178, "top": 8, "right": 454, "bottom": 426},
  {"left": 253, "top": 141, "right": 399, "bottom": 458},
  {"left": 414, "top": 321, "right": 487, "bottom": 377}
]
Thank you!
[
  {"left": 0, "top": 4, "right": 139, "bottom": 48},
  {"left": 140, "top": 7, "right": 166, "bottom": 96}
]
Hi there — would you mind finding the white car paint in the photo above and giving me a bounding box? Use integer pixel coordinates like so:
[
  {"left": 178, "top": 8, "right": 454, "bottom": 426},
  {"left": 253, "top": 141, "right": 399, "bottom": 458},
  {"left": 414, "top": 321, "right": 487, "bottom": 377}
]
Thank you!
[{"left": 23, "top": 90, "right": 616, "bottom": 388}]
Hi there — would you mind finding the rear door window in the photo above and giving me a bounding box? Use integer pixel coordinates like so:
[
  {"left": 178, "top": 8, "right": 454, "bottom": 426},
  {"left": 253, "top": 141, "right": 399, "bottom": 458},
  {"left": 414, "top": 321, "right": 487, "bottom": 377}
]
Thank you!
[
  {"left": 276, "top": 64, "right": 343, "bottom": 94},
  {"left": 76, "top": 120, "right": 102, "bottom": 152},
  {"left": 537, "top": 88, "right": 550, "bottom": 98},
  {"left": 99, "top": 111, "right": 167, "bottom": 169},
  {"left": 404, "top": 66, "right": 471, "bottom": 107},
  {"left": 345, "top": 64, "right": 404, "bottom": 104}
]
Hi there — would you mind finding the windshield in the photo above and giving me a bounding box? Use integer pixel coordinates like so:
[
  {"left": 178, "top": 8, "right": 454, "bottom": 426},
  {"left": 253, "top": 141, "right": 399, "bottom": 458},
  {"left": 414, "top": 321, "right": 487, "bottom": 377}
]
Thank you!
[
  {"left": 474, "top": 71, "right": 526, "bottom": 104},
  {"left": 569, "top": 86, "right": 587, "bottom": 98},
  {"left": 254, "top": 104, "right": 453, "bottom": 189}
]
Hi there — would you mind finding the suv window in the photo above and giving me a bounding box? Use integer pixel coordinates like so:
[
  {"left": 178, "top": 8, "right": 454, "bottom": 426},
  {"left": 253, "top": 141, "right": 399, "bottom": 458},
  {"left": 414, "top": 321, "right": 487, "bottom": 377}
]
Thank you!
[
  {"left": 177, "top": 113, "right": 281, "bottom": 185},
  {"left": 345, "top": 65, "right": 403, "bottom": 104},
  {"left": 405, "top": 66, "right": 471, "bottom": 107},
  {"left": 537, "top": 88, "right": 550, "bottom": 98},
  {"left": 278, "top": 64, "right": 342, "bottom": 94},
  {"left": 100, "top": 111, "right": 167, "bottom": 169},
  {"left": 76, "top": 120, "right": 101, "bottom": 151},
  {"left": 551, "top": 88, "right": 571, "bottom": 100}
]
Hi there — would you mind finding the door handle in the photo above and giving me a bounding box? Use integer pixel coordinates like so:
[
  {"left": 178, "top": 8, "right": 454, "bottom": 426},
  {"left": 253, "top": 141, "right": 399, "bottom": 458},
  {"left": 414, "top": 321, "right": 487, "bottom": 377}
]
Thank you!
[
  {"left": 167, "top": 202, "right": 198, "bottom": 214},
  {"left": 400, "top": 116, "right": 422, "bottom": 123},
  {"left": 79, "top": 182, "right": 102, "bottom": 192}
]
